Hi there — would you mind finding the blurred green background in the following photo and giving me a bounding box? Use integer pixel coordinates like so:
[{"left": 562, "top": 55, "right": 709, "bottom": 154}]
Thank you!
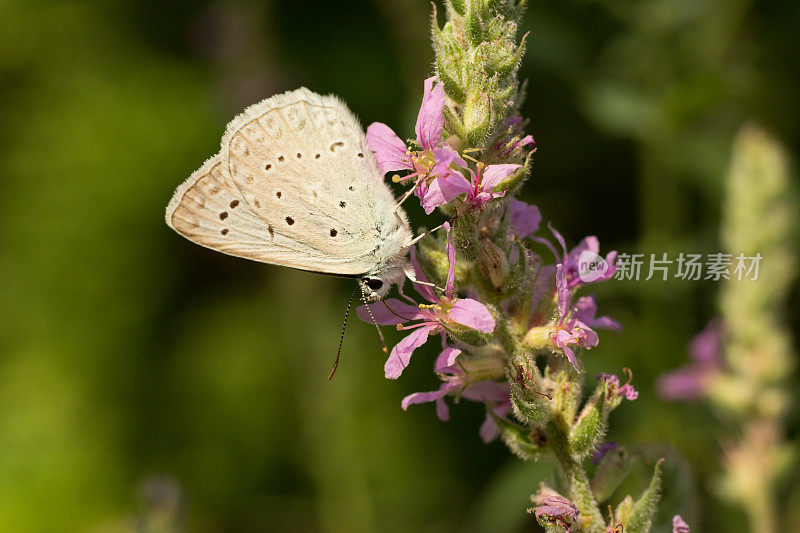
[{"left": 0, "top": 0, "right": 797, "bottom": 531}]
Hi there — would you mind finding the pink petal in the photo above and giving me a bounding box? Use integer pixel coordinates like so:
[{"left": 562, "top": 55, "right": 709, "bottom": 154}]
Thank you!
[
  {"left": 481, "top": 164, "right": 521, "bottom": 191},
  {"left": 461, "top": 381, "right": 509, "bottom": 403},
  {"left": 555, "top": 264, "right": 570, "bottom": 319},
  {"left": 567, "top": 236, "right": 600, "bottom": 267},
  {"left": 401, "top": 387, "right": 447, "bottom": 409},
  {"left": 449, "top": 298, "right": 496, "bottom": 333},
  {"left": 384, "top": 324, "right": 436, "bottom": 379},
  {"left": 435, "top": 397, "right": 450, "bottom": 421},
  {"left": 415, "top": 77, "right": 445, "bottom": 150},
  {"left": 539, "top": 222, "right": 567, "bottom": 262},
  {"left": 672, "top": 515, "right": 691, "bottom": 533},
  {"left": 435, "top": 347, "right": 461, "bottom": 372},
  {"left": 590, "top": 315, "right": 622, "bottom": 332},
  {"left": 401, "top": 382, "right": 455, "bottom": 421},
  {"left": 479, "top": 413, "right": 500, "bottom": 443},
  {"left": 562, "top": 346, "right": 581, "bottom": 372},
  {"left": 431, "top": 145, "right": 467, "bottom": 172},
  {"left": 356, "top": 299, "right": 424, "bottom": 325},
  {"left": 580, "top": 324, "right": 599, "bottom": 348},
  {"left": 508, "top": 198, "right": 541, "bottom": 238},
  {"left": 365, "top": 122, "right": 412, "bottom": 175},
  {"left": 418, "top": 171, "right": 471, "bottom": 214}
]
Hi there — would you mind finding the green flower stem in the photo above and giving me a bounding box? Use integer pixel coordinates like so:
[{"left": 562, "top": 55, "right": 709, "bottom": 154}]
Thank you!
[{"left": 546, "top": 422, "right": 605, "bottom": 532}]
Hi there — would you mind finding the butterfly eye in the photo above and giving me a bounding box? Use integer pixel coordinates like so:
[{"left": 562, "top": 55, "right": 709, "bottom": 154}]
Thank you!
[{"left": 365, "top": 278, "right": 383, "bottom": 290}]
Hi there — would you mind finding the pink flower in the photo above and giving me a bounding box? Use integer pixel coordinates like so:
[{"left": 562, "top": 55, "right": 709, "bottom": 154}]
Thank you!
[
  {"left": 536, "top": 224, "right": 618, "bottom": 288},
  {"left": 550, "top": 266, "right": 621, "bottom": 372},
  {"left": 533, "top": 494, "right": 580, "bottom": 532},
  {"left": 467, "top": 163, "right": 521, "bottom": 207},
  {"left": 356, "top": 223, "right": 495, "bottom": 379},
  {"left": 656, "top": 320, "right": 724, "bottom": 400},
  {"left": 672, "top": 514, "right": 691, "bottom": 533},
  {"left": 414, "top": 162, "right": 524, "bottom": 212},
  {"left": 365, "top": 77, "right": 468, "bottom": 214},
  {"left": 492, "top": 114, "right": 536, "bottom": 160},
  {"left": 401, "top": 346, "right": 511, "bottom": 443},
  {"left": 597, "top": 372, "right": 639, "bottom": 401}
]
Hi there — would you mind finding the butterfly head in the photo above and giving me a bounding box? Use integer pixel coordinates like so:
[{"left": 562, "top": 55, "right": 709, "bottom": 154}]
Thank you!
[{"left": 359, "top": 262, "right": 408, "bottom": 303}]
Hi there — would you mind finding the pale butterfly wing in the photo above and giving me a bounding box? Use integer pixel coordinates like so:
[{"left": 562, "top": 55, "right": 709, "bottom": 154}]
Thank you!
[{"left": 166, "top": 88, "right": 412, "bottom": 278}]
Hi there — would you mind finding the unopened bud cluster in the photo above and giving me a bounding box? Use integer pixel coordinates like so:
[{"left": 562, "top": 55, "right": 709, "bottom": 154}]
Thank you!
[{"left": 435, "top": 0, "right": 531, "bottom": 165}]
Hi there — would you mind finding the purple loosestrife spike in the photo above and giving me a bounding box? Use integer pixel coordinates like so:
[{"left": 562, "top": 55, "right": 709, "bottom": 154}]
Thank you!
[
  {"left": 355, "top": 223, "right": 495, "bottom": 379},
  {"left": 672, "top": 514, "right": 691, "bottom": 532}
]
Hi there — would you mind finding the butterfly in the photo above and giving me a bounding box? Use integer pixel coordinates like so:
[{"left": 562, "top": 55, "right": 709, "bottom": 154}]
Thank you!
[{"left": 165, "top": 88, "right": 416, "bottom": 302}]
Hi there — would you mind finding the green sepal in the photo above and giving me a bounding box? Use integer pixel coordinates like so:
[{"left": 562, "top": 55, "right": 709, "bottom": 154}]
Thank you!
[
  {"left": 550, "top": 369, "right": 581, "bottom": 428},
  {"left": 451, "top": 210, "right": 480, "bottom": 260},
  {"left": 447, "top": 0, "right": 467, "bottom": 16},
  {"left": 614, "top": 495, "right": 634, "bottom": 526},
  {"left": 493, "top": 156, "right": 530, "bottom": 193},
  {"left": 464, "top": 0, "right": 488, "bottom": 46},
  {"left": 442, "top": 105, "right": 466, "bottom": 140},
  {"left": 493, "top": 413, "right": 544, "bottom": 460},
  {"left": 443, "top": 321, "right": 493, "bottom": 347},
  {"left": 626, "top": 458, "right": 665, "bottom": 533}
]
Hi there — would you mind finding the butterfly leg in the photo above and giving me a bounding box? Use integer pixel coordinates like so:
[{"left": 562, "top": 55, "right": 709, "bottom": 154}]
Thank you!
[
  {"left": 409, "top": 223, "right": 444, "bottom": 246},
  {"left": 402, "top": 261, "right": 446, "bottom": 294},
  {"left": 393, "top": 175, "right": 424, "bottom": 219}
]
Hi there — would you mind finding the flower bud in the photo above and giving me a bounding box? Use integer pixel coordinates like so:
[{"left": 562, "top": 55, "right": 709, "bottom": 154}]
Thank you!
[
  {"left": 415, "top": 234, "right": 451, "bottom": 285},
  {"left": 435, "top": 30, "right": 467, "bottom": 103},
  {"left": 568, "top": 399, "right": 605, "bottom": 458},
  {"left": 477, "top": 238, "right": 509, "bottom": 288},
  {"left": 464, "top": 90, "right": 492, "bottom": 147},
  {"left": 522, "top": 325, "right": 555, "bottom": 352}
]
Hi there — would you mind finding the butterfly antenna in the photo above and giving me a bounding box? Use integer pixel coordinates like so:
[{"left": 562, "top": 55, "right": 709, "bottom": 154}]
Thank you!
[
  {"left": 360, "top": 293, "right": 388, "bottom": 354},
  {"left": 329, "top": 288, "right": 359, "bottom": 380}
]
